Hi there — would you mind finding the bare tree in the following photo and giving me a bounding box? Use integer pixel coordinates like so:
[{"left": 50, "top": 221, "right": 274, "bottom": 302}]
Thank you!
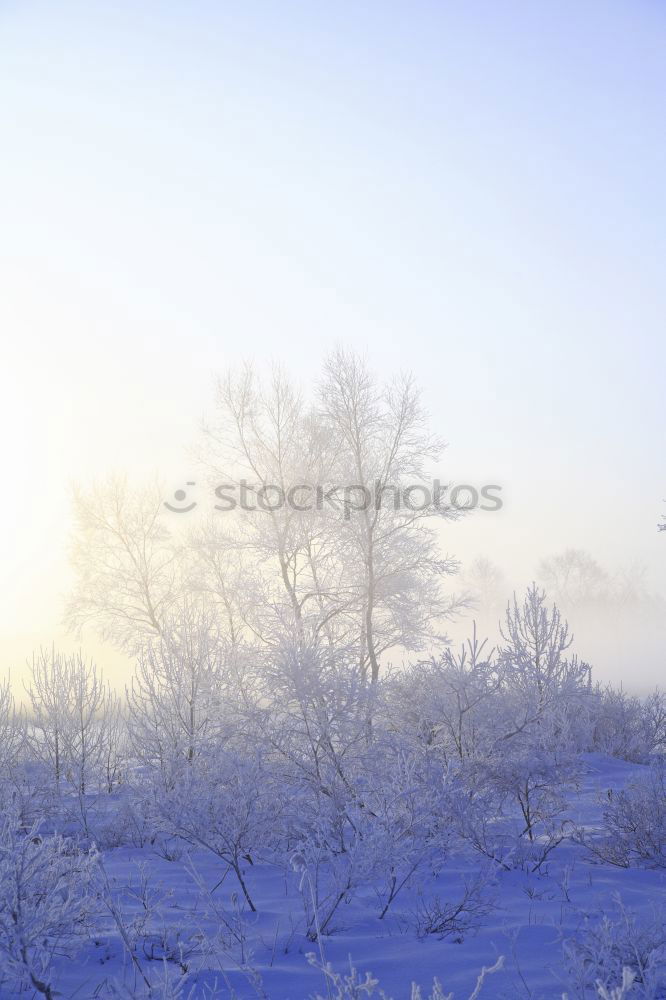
[
  {"left": 499, "top": 584, "right": 590, "bottom": 710},
  {"left": 100, "top": 690, "right": 126, "bottom": 794},
  {"left": 67, "top": 355, "right": 464, "bottom": 686},
  {"left": 539, "top": 548, "right": 663, "bottom": 625},
  {"left": 65, "top": 476, "right": 181, "bottom": 651},
  {"left": 26, "top": 647, "right": 71, "bottom": 791},
  {"left": 612, "top": 561, "right": 657, "bottom": 614},
  {"left": 406, "top": 627, "right": 501, "bottom": 764},
  {"left": 538, "top": 548, "right": 609, "bottom": 611},
  {"left": 0, "top": 677, "right": 25, "bottom": 779},
  {"left": 186, "top": 517, "right": 261, "bottom": 664},
  {"left": 201, "top": 364, "right": 347, "bottom": 651},
  {"left": 460, "top": 557, "right": 507, "bottom": 634},
  {"left": 126, "top": 601, "right": 226, "bottom": 785},
  {"left": 319, "top": 348, "right": 463, "bottom": 682},
  {"left": 26, "top": 649, "right": 118, "bottom": 832}
]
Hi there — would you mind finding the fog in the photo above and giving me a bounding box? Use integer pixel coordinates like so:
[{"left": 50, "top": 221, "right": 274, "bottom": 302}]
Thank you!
[
  {"left": 3, "top": 8, "right": 666, "bottom": 999},
  {"left": 1, "top": 1, "right": 664, "bottom": 691}
]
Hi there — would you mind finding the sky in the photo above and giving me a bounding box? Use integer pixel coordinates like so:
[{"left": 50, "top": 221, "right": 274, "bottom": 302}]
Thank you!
[{"left": 0, "top": 0, "right": 664, "bottom": 688}]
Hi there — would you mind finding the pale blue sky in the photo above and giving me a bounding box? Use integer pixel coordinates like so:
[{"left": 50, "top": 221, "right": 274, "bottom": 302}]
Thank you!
[{"left": 0, "top": 1, "right": 664, "bottom": 683}]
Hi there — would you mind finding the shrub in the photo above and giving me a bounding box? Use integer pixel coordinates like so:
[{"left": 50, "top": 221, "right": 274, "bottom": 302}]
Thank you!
[
  {"left": 309, "top": 953, "right": 505, "bottom": 999},
  {"left": 0, "top": 812, "right": 100, "bottom": 999},
  {"left": 579, "top": 761, "right": 666, "bottom": 870},
  {"left": 562, "top": 897, "right": 666, "bottom": 999}
]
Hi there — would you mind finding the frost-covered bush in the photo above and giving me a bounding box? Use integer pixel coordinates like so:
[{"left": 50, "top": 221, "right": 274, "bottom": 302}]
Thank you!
[
  {"left": 587, "top": 685, "right": 666, "bottom": 764},
  {"left": 591, "top": 687, "right": 651, "bottom": 763},
  {"left": 390, "top": 629, "right": 500, "bottom": 766},
  {"left": 364, "top": 741, "right": 454, "bottom": 919},
  {"left": 414, "top": 868, "right": 497, "bottom": 941},
  {"left": 483, "top": 742, "right": 576, "bottom": 867},
  {"left": 24, "top": 648, "right": 125, "bottom": 841},
  {"left": 498, "top": 585, "right": 591, "bottom": 714},
  {"left": 287, "top": 739, "right": 440, "bottom": 937},
  {"left": 90, "top": 789, "right": 158, "bottom": 850},
  {"left": 157, "top": 749, "right": 279, "bottom": 912},
  {"left": 562, "top": 897, "right": 666, "bottom": 998},
  {"left": 449, "top": 781, "right": 516, "bottom": 870},
  {"left": 26, "top": 649, "right": 119, "bottom": 796},
  {"left": 258, "top": 641, "right": 373, "bottom": 803},
  {"left": 309, "top": 953, "right": 505, "bottom": 1000},
  {"left": 292, "top": 813, "right": 379, "bottom": 940},
  {"left": 641, "top": 691, "right": 666, "bottom": 755},
  {"left": 584, "top": 761, "right": 666, "bottom": 869},
  {"left": 0, "top": 813, "right": 99, "bottom": 999},
  {"left": 452, "top": 722, "right": 579, "bottom": 873},
  {"left": 126, "top": 602, "right": 233, "bottom": 792},
  {"left": 392, "top": 587, "right": 593, "bottom": 772},
  {"left": 0, "top": 678, "right": 25, "bottom": 778},
  {"left": 287, "top": 708, "right": 456, "bottom": 935}
]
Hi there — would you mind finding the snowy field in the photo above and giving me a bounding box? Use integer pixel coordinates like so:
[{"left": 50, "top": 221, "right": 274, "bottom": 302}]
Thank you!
[
  {"left": 11, "top": 753, "right": 660, "bottom": 1000},
  {"left": 2, "top": 584, "right": 666, "bottom": 1000},
  {"left": 1, "top": 570, "right": 664, "bottom": 1000}
]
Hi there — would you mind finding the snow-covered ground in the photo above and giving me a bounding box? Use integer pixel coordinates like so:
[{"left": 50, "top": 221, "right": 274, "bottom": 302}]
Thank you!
[{"left": 11, "top": 752, "right": 663, "bottom": 1000}]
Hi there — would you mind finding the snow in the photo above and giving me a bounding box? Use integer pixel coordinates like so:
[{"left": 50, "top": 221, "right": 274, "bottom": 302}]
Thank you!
[{"left": 5, "top": 753, "right": 662, "bottom": 1000}]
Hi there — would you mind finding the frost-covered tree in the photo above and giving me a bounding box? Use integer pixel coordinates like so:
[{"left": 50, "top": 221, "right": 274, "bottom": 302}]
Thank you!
[
  {"left": 66, "top": 476, "right": 182, "bottom": 651},
  {"left": 202, "top": 363, "right": 344, "bottom": 651},
  {"left": 126, "top": 602, "right": 228, "bottom": 786},
  {"left": 588, "top": 761, "right": 666, "bottom": 869},
  {"left": 460, "top": 558, "right": 507, "bottom": 634},
  {"left": 200, "top": 352, "right": 464, "bottom": 682},
  {"left": 319, "top": 348, "right": 463, "bottom": 682},
  {"left": 186, "top": 518, "right": 250, "bottom": 661},
  {"left": 0, "top": 678, "right": 25, "bottom": 779},
  {"left": 26, "top": 649, "right": 116, "bottom": 797},
  {"left": 393, "top": 627, "right": 500, "bottom": 764},
  {"left": 162, "top": 749, "right": 278, "bottom": 912},
  {"left": 0, "top": 814, "right": 99, "bottom": 999},
  {"left": 538, "top": 549, "right": 610, "bottom": 611},
  {"left": 499, "top": 584, "right": 590, "bottom": 715}
]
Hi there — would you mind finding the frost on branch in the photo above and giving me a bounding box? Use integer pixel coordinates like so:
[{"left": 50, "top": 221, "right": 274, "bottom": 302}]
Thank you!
[
  {"left": 576, "top": 760, "right": 666, "bottom": 870},
  {"left": 561, "top": 896, "right": 666, "bottom": 999},
  {"left": 0, "top": 812, "right": 99, "bottom": 999},
  {"left": 308, "top": 953, "right": 505, "bottom": 1000}
]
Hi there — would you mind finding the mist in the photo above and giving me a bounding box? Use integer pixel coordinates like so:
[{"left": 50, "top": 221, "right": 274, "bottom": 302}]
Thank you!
[
  {"left": 1, "top": 4, "right": 665, "bottom": 998},
  {"left": 2, "top": 2, "right": 664, "bottom": 693}
]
